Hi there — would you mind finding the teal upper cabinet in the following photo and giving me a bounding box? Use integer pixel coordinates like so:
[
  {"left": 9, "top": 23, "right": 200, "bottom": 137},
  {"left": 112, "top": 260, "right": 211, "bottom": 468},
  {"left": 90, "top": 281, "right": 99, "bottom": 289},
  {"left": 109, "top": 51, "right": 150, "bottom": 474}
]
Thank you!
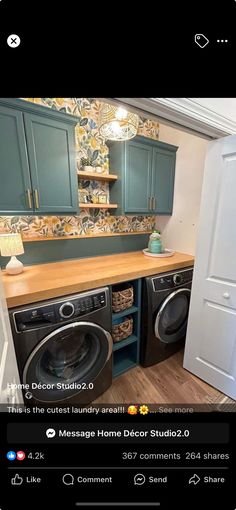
[
  {"left": 24, "top": 113, "right": 78, "bottom": 214},
  {"left": 109, "top": 135, "right": 178, "bottom": 215},
  {"left": 125, "top": 140, "right": 152, "bottom": 214},
  {"left": 0, "top": 105, "right": 32, "bottom": 214},
  {"left": 151, "top": 145, "right": 177, "bottom": 214},
  {"left": 0, "top": 98, "right": 79, "bottom": 215}
]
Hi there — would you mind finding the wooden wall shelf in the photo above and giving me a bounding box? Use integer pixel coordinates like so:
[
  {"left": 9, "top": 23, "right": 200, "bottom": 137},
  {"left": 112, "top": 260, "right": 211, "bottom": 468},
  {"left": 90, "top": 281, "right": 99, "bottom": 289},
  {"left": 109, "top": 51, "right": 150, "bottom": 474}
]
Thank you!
[
  {"left": 19, "top": 231, "right": 152, "bottom": 242},
  {"left": 79, "top": 203, "right": 118, "bottom": 209},
  {"left": 77, "top": 171, "right": 118, "bottom": 182}
]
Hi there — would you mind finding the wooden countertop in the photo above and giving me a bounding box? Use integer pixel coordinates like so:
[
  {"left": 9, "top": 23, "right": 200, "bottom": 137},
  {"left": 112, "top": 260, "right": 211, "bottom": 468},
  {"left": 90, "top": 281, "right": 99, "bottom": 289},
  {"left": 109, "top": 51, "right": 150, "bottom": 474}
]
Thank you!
[{"left": 2, "top": 251, "right": 194, "bottom": 308}]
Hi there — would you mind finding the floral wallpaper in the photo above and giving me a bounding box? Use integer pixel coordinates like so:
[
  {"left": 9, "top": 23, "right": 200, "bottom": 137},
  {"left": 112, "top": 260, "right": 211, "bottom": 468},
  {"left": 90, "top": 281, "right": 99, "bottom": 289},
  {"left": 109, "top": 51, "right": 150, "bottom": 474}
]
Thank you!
[
  {"left": 0, "top": 98, "right": 159, "bottom": 239},
  {"left": 0, "top": 213, "right": 155, "bottom": 237}
]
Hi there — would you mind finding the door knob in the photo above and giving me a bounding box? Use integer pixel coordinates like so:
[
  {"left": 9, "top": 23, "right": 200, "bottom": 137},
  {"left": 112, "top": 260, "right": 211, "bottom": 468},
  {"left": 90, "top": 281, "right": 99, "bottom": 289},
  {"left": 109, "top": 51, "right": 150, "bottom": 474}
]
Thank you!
[{"left": 223, "top": 292, "right": 230, "bottom": 299}]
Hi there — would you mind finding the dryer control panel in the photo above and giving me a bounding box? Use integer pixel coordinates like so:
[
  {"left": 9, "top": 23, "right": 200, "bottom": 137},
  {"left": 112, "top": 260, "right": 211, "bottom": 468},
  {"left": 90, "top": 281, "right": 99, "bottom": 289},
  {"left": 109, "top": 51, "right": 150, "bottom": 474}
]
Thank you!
[
  {"left": 152, "top": 268, "right": 193, "bottom": 292},
  {"left": 13, "top": 290, "right": 107, "bottom": 332}
]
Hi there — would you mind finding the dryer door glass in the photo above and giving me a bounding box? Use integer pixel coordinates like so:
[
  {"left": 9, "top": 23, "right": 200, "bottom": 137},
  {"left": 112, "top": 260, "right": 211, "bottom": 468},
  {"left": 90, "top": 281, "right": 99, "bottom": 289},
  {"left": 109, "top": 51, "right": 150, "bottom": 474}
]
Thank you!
[
  {"left": 154, "top": 288, "right": 191, "bottom": 344},
  {"left": 23, "top": 322, "right": 112, "bottom": 402}
]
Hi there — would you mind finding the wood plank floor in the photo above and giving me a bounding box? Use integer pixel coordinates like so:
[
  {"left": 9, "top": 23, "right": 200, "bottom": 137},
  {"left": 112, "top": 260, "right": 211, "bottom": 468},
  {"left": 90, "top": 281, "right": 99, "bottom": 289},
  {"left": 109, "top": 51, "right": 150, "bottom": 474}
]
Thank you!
[{"left": 94, "top": 350, "right": 225, "bottom": 404}]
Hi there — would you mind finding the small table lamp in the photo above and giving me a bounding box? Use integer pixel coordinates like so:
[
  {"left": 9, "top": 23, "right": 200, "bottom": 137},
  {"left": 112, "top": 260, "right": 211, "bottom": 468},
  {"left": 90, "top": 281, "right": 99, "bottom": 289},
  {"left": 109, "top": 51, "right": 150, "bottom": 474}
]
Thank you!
[{"left": 0, "top": 233, "right": 24, "bottom": 275}]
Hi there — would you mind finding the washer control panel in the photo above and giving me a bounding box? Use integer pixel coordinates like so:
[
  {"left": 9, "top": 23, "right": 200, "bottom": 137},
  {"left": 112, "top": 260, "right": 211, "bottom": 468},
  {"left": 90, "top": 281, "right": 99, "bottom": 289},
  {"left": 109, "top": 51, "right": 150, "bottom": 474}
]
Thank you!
[
  {"left": 152, "top": 268, "right": 193, "bottom": 292},
  {"left": 13, "top": 290, "right": 107, "bottom": 332},
  {"left": 56, "top": 292, "right": 106, "bottom": 322}
]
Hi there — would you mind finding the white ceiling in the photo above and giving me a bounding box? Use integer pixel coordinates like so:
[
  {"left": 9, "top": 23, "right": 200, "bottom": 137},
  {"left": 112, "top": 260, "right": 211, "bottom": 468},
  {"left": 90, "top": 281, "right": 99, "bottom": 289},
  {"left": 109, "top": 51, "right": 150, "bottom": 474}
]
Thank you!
[
  {"left": 113, "top": 97, "right": 236, "bottom": 138},
  {"left": 190, "top": 98, "right": 236, "bottom": 123}
]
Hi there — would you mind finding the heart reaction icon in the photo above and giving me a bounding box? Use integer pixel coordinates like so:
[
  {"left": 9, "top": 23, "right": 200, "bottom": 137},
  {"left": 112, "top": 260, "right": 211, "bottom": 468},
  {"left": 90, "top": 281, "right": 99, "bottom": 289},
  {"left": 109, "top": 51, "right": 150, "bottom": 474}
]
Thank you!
[{"left": 16, "top": 451, "right": 26, "bottom": 461}]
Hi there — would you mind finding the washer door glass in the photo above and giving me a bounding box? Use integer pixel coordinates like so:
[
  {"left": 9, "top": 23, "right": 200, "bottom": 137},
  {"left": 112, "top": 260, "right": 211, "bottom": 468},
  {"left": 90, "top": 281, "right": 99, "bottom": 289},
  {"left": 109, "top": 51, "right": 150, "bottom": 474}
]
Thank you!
[
  {"left": 23, "top": 322, "right": 112, "bottom": 402},
  {"left": 154, "top": 289, "right": 191, "bottom": 344}
]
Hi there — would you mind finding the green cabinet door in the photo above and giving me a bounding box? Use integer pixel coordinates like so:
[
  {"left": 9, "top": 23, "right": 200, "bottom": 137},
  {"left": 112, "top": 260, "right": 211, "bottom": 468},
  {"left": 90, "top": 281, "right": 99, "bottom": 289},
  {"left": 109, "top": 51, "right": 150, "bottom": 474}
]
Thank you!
[
  {"left": 23, "top": 113, "right": 78, "bottom": 214},
  {"left": 152, "top": 146, "right": 176, "bottom": 214},
  {"left": 108, "top": 135, "right": 178, "bottom": 216},
  {"left": 124, "top": 140, "right": 152, "bottom": 214},
  {"left": 0, "top": 105, "right": 33, "bottom": 214}
]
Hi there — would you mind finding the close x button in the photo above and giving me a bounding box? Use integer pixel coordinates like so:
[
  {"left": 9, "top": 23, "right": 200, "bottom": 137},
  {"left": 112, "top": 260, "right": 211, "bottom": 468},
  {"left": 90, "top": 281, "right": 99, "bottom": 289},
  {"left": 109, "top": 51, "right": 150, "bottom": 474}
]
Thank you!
[{"left": 7, "top": 34, "right": 21, "bottom": 48}]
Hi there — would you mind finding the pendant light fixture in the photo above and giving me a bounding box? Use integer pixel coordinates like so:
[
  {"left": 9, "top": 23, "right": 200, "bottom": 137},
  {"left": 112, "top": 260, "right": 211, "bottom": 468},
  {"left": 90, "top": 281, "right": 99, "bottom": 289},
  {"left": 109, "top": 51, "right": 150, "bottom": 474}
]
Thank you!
[{"left": 98, "top": 102, "right": 139, "bottom": 141}]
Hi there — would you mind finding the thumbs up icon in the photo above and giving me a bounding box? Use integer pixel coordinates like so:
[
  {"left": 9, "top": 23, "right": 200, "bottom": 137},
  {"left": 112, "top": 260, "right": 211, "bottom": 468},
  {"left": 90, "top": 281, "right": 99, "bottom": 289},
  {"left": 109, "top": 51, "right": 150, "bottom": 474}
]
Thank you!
[{"left": 11, "top": 474, "right": 23, "bottom": 485}]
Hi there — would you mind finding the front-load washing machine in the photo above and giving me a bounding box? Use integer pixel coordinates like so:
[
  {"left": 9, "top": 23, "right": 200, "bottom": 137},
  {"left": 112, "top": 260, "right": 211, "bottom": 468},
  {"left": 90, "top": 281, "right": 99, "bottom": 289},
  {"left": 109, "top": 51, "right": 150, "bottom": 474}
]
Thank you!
[
  {"left": 9, "top": 287, "right": 113, "bottom": 405},
  {"left": 141, "top": 267, "right": 193, "bottom": 367}
]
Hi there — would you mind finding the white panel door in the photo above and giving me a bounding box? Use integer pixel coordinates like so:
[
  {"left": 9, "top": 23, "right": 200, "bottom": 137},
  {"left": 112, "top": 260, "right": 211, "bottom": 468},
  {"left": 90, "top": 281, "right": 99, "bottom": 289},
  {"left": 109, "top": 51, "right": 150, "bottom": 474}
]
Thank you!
[
  {"left": 0, "top": 269, "right": 23, "bottom": 404},
  {"left": 183, "top": 134, "right": 236, "bottom": 399}
]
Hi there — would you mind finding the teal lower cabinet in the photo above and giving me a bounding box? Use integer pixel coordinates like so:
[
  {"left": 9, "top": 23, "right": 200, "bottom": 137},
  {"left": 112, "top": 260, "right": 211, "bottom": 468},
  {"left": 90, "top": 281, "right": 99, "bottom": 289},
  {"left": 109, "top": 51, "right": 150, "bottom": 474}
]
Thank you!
[{"left": 111, "top": 279, "right": 141, "bottom": 378}]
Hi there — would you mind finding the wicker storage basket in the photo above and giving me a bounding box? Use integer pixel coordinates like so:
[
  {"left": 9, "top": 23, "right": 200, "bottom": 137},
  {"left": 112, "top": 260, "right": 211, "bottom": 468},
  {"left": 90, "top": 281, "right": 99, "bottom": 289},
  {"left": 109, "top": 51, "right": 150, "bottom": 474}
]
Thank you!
[
  {"left": 112, "top": 283, "right": 134, "bottom": 313},
  {"left": 112, "top": 316, "right": 133, "bottom": 343}
]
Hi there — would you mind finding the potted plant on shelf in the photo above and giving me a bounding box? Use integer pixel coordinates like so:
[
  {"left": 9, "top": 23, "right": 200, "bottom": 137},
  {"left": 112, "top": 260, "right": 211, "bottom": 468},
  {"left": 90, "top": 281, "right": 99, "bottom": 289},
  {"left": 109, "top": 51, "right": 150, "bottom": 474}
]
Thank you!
[{"left": 80, "top": 157, "right": 94, "bottom": 172}]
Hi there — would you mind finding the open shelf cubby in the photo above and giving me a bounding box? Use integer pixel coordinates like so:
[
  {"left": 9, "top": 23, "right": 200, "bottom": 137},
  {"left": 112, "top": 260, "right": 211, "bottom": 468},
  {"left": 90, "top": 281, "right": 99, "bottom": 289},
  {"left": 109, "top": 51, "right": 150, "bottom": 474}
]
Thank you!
[
  {"left": 111, "top": 279, "right": 141, "bottom": 378},
  {"left": 112, "top": 306, "right": 139, "bottom": 321},
  {"left": 113, "top": 341, "right": 139, "bottom": 378}
]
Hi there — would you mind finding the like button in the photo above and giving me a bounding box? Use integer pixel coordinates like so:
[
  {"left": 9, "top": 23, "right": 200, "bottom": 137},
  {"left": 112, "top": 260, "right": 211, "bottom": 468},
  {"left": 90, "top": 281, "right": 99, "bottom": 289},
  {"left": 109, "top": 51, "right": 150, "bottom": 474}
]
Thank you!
[{"left": 11, "top": 474, "right": 23, "bottom": 485}]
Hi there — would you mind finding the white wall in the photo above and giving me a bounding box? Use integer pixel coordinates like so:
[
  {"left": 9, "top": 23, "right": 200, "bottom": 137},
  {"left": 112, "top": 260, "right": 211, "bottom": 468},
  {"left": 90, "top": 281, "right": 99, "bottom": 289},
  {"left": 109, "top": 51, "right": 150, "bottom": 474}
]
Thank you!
[{"left": 156, "top": 124, "right": 209, "bottom": 255}]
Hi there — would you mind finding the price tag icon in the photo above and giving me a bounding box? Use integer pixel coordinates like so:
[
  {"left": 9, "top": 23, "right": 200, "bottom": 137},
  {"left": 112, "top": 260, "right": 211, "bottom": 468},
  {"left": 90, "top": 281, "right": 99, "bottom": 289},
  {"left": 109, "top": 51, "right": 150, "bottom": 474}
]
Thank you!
[{"left": 194, "top": 34, "right": 209, "bottom": 48}]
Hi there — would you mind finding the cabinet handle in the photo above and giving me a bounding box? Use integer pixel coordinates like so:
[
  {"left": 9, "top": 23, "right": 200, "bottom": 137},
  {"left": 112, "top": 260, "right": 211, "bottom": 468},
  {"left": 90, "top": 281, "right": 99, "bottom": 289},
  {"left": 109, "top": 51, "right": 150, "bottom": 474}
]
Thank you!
[
  {"left": 149, "top": 197, "right": 152, "bottom": 210},
  {"left": 26, "top": 189, "right": 32, "bottom": 209},
  {"left": 34, "top": 189, "right": 39, "bottom": 209},
  {"left": 152, "top": 197, "right": 156, "bottom": 210}
]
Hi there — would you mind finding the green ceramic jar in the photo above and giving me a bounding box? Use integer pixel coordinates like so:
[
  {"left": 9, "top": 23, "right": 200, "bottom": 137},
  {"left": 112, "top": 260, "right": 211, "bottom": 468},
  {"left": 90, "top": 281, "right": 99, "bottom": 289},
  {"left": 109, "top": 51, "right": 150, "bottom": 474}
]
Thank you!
[
  {"left": 148, "top": 231, "right": 162, "bottom": 253},
  {"left": 149, "top": 238, "right": 162, "bottom": 253}
]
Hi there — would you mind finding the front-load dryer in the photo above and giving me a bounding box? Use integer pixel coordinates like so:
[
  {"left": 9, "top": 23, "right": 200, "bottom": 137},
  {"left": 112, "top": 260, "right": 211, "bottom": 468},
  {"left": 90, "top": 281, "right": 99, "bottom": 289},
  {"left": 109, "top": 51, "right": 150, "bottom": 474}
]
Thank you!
[{"left": 141, "top": 267, "right": 193, "bottom": 367}]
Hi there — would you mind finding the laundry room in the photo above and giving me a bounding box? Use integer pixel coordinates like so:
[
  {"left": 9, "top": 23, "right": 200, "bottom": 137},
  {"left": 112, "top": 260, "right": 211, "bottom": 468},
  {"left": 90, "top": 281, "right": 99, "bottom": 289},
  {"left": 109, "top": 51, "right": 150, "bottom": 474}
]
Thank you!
[{"left": 0, "top": 97, "right": 236, "bottom": 407}]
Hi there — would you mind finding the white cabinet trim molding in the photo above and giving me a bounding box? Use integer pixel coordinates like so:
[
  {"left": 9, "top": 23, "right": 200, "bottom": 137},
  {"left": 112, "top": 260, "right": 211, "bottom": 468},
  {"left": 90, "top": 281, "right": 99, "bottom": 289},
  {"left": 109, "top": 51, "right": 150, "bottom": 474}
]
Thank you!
[{"left": 113, "top": 98, "right": 236, "bottom": 139}]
